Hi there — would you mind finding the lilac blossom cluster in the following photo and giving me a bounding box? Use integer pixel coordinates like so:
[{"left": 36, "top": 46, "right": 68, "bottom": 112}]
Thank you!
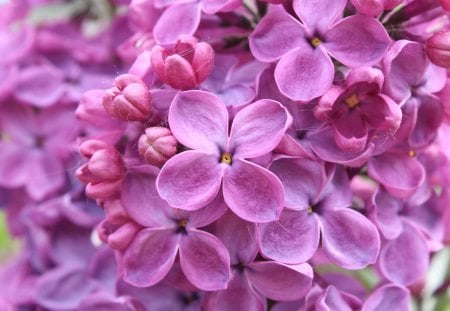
[{"left": 2, "top": 0, "right": 450, "bottom": 310}]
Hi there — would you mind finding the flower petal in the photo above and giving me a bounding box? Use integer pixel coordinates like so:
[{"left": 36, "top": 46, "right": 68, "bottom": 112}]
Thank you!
[
  {"left": 249, "top": 5, "right": 306, "bottom": 62},
  {"left": 247, "top": 261, "right": 313, "bottom": 301},
  {"left": 230, "top": 99, "right": 291, "bottom": 158},
  {"left": 379, "top": 223, "right": 429, "bottom": 285},
  {"left": 215, "top": 211, "right": 259, "bottom": 264},
  {"left": 153, "top": 2, "right": 201, "bottom": 45},
  {"left": 275, "top": 47, "right": 334, "bottom": 101},
  {"left": 204, "top": 275, "right": 266, "bottom": 311},
  {"left": 122, "top": 165, "right": 173, "bottom": 227},
  {"left": 259, "top": 209, "right": 320, "bottom": 264},
  {"left": 362, "top": 284, "right": 410, "bottom": 311},
  {"left": 367, "top": 152, "right": 425, "bottom": 198},
  {"left": 157, "top": 150, "right": 223, "bottom": 210},
  {"left": 179, "top": 230, "right": 231, "bottom": 291},
  {"left": 324, "top": 15, "right": 390, "bottom": 67},
  {"left": 293, "top": 0, "right": 347, "bottom": 31},
  {"left": 223, "top": 159, "right": 284, "bottom": 223},
  {"left": 122, "top": 228, "right": 178, "bottom": 287},
  {"left": 320, "top": 208, "right": 380, "bottom": 269},
  {"left": 169, "top": 90, "right": 228, "bottom": 153}
]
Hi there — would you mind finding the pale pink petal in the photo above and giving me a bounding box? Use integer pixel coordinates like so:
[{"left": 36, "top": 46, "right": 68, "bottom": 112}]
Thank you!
[
  {"left": 230, "top": 99, "right": 291, "bottom": 158},
  {"left": 223, "top": 159, "right": 284, "bottom": 223},
  {"left": 169, "top": 90, "right": 228, "bottom": 153},
  {"left": 324, "top": 15, "right": 390, "bottom": 67},
  {"left": 153, "top": 2, "right": 201, "bottom": 45},
  {"left": 179, "top": 230, "right": 231, "bottom": 291},
  {"left": 247, "top": 262, "right": 313, "bottom": 301},
  {"left": 249, "top": 5, "right": 306, "bottom": 62},
  {"left": 259, "top": 209, "right": 320, "bottom": 264},
  {"left": 157, "top": 150, "right": 223, "bottom": 210},
  {"left": 293, "top": 0, "right": 347, "bottom": 30},
  {"left": 122, "top": 228, "right": 179, "bottom": 287},
  {"left": 275, "top": 47, "right": 334, "bottom": 101}
]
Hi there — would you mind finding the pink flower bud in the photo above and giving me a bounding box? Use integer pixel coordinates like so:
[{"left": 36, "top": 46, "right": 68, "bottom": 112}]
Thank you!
[
  {"left": 151, "top": 35, "right": 214, "bottom": 90},
  {"left": 426, "top": 31, "right": 450, "bottom": 68},
  {"left": 440, "top": 0, "right": 450, "bottom": 11},
  {"left": 351, "top": 0, "right": 384, "bottom": 16},
  {"left": 76, "top": 143, "right": 126, "bottom": 200},
  {"left": 103, "top": 74, "right": 152, "bottom": 121},
  {"left": 138, "top": 127, "right": 177, "bottom": 166}
]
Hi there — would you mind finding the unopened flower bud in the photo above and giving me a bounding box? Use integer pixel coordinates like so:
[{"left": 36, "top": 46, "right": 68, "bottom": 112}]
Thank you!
[
  {"left": 138, "top": 127, "right": 177, "bottom": 166},
  {"left": 151, "top": 35, "right": 214, "bottom": 90},
  {"left": 426, "top": 31, "right": 450, "bottom": 68},
  {"left": 351, "top": 0, "right": 384, "bottom": 16},
  {"left": 76, "top": 141, "right": 126, "bottom": 200},
  {"left": 103, "top": 74, "right": 152, "bottom": 121}
]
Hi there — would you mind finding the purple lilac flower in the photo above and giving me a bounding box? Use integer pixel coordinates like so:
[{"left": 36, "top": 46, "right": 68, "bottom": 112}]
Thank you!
[
  {"left": 250, "top": 0, "right": 391, "bottom": 100},
  {"left": 156, "top": 90, "right": 292, "bottom": 223}
]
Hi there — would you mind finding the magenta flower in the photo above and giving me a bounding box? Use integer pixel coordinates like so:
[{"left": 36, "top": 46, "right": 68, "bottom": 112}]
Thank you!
[
  {"left": 314, "top": 66, "right": 402, "bottom": 153},
  {"left": 156, "top": 90, "right": 292, "bottom": 223},
  {"left": 120, "top": 166, "right": 231, "bottom": 290},
  {"left": 249, "top": 0, "right": 391, "bottom": 100},
  {"left": 258, "top": 158, "right": 380, "bottom": 269}
]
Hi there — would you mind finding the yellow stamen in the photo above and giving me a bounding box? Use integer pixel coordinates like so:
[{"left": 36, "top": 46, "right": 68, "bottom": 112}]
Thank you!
[
  {"left": 311, "top": 37, "right": 322, "bottom": 48},
  {"left": 307, "top": 206, "right": 313, "bottom": 214},
  {"left": 408, "top": 150, "right": 415, "bottom": 157},
  {"left": 178, "top": 219, "right": 188, "bottom": 228},
  {"left": 221, "top": 153, "right": 232, "bottom": 165},
  {"left": 345, "top": 94, "right": 360, "bottom": 109}
]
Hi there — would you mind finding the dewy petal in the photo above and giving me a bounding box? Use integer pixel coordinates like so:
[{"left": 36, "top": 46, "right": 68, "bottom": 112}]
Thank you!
[
  {"left": 153, "top": 2, "right": 201, "bottom": 45},
  {"left": 215, "top": 212, "right": 259, "bottom": 264},
  {"left": 157, "top": 150, "right": 223, "bottom": 210},
  {"left": 246, "top": 262, "right": 313, "bottom": 301},
  {"left": 179, "top": 230, "right": 231, "bottom": 291},
  {"left": 259, "top": 209, "right": 320, "bottom": 264},
  {"left": 269, "top": 157, "right": 325, "bottom": 210},
  {"left": 204, "top": 275, "right": 266, "bottom": 311},
  {"left": 362, "top": 284, "right": 410, "bottom": 311},
  {"left": 122, "top": 228, "right": 179, "bottom": 287},
  {"left": 275, "top": 47, "right": 334, "bottom": 101},
  {"left": 169, "top": 90, "right": 228, "bottom": 153},
  {"left": 223, "top": 159, "right": 284, "bottom": 223},
  {"left": 367, "top": 152, "right": 425, "bottom": 198},
  {"left": 324, "top": 15, "right": 390, "bottom": 67},
  {"left": 379, "top": 223, "right": 429, "bottom": 285},
  {"left": 293, "top": 0, "right": 347, "bottom": 31},
  {"left": 320, "top": 208, "right": 380, "bottom": 269},
  {"left": 230, "top": 99, "right": 291, "bottom": 159},
  {"left": 249, "top": 5, "right": 306, "bottom": 62},
  {"left": 122, "top": 165, "right": 173, "bottom": 228}
]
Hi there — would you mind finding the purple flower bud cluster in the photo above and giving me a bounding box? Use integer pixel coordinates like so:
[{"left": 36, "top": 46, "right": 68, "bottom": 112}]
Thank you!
[{"left": 2, "top": 0, "right": 450, "bottom": 310}]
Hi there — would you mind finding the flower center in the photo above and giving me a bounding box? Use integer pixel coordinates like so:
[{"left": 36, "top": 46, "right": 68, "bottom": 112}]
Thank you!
[
  {"left": 311, "top": 37, "right": 322, "bottom": 48},
  {"left": 345, "top": 94, "right": 360, "bottom": 108},
  {"left": 221, "top": 153, "right": 232, "bottom": 165},
  {"left": 176, "top": 218, "right": 189, "bottom": 234},
  {"left": 408, "top": 150, "right": 415, "bottom": 157}
]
